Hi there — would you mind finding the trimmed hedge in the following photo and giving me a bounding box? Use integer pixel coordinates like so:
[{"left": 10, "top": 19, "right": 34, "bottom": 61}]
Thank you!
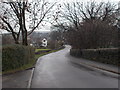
[
  {"left": 2, "top": 45, "right": 35, "bottom": 71},
  {"left": 70, "top": 48, "right": 119, "bottom": 66}
]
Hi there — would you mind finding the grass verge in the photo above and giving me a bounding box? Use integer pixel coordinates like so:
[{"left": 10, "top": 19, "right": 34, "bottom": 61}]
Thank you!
[
  {"left": 35, "top": 49, "right": 61, "bottom": 59},
  {"left": 35, "top": 49, "right": 51, "bottom": 52}
]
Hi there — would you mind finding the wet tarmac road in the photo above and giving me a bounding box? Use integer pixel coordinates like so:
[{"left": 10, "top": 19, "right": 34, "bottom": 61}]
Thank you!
[{"left": 31, "top": 45, "right": 118, "bottom": 88}]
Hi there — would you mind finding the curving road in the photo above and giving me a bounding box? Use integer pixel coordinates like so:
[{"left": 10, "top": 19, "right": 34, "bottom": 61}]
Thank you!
[{"left": 31, "top": 45, "right": 118, "bottom": 88}]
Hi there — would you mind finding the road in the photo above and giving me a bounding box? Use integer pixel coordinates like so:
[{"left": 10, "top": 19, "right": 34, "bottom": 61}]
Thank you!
[{"left": 31, "top": 45, "right": 118, "bottom": 88}]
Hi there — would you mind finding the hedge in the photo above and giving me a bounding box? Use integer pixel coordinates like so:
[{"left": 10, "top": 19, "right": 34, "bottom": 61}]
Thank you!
[
  {"left": 2, "top": 45, "right": 35, "bottom": 71},
  {"left": 70, "top": 48, "right": 119, "bottom": 66}
]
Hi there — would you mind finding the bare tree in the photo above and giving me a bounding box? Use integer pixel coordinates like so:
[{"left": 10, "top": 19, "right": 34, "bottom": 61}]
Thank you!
[
  {"left": 0, "top": 0, "right": 56, "bottom": 45},
  {"left": 61, "top": 1, "right": 117, "bottom": 27},
  {"left": 58, "top": 1, "right": 119, "bottom": 49}
]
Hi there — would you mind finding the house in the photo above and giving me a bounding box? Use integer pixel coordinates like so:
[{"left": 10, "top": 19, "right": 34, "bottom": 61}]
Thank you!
[
  {"left": 41, "top": 38, "right": 47, "bottom": 47},
  {"left": 29, "top": 31, "right": 50, "bottom": 47}
]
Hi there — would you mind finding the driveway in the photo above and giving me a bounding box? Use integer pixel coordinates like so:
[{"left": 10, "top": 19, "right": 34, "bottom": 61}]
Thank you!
[{"left": 31, "top": 45, "right": 118, "bottom": 88}]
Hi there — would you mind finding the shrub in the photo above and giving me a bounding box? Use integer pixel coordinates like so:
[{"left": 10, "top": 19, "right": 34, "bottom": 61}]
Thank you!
[
  {"left": 2, "top": 45, "right": 35, "bottom": 71},
  {"left": 70, "top": 48, "right": 119, "bottom": 66}
]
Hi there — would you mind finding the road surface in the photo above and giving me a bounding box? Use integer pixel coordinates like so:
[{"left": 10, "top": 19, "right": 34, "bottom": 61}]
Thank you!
[{"left": 31, "top": 45, "right": 118, "bottom": 88}]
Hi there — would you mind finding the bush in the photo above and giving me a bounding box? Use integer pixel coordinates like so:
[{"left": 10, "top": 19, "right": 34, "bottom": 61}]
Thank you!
[
  {"left": 2, "top": 45, "right": 35, "bottom": 71},
  {"left": 70, "top": 48, "right": 119, "bottom": 66}
]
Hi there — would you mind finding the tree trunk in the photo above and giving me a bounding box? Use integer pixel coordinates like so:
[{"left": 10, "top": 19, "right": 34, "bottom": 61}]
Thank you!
[
  {"left": 22, "top": 2, "right": 28, "bottom": 46},
  {"left": 23, "top": 30, "right": 28, "bottom": 46},
  {"left": 11, "top": 32, "right": 19, "bottom": 44},
  {"left": 15, "top": 41, "right": 19, "bottom": 44}
]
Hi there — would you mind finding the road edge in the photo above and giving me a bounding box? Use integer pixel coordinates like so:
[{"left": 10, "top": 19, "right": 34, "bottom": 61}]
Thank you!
[{"left": 27, "top": 67, "right": 35, "bottom": 88}]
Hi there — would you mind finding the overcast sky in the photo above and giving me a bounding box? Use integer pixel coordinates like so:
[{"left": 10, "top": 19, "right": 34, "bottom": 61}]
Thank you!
[{"left": 57, "top": 0, "right": 120, "bottom": 3}]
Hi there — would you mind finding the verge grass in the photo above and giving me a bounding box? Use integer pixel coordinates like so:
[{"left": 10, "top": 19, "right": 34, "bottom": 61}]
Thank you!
[{"left": 35, "top": 49, "right": 51, "bottom": 52}]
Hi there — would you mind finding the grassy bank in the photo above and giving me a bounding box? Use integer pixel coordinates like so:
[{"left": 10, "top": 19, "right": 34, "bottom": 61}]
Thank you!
[
  {"left": 35, "top": 49, "right": 61, "bottom": 59},
  {"left": 35, "top": 49, "right": 51, "bottom": 52}
]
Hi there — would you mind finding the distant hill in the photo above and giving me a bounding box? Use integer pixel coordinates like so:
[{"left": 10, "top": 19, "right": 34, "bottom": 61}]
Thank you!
[{"left": 29, "top": 31, "right": 50, "bottom": 39}]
